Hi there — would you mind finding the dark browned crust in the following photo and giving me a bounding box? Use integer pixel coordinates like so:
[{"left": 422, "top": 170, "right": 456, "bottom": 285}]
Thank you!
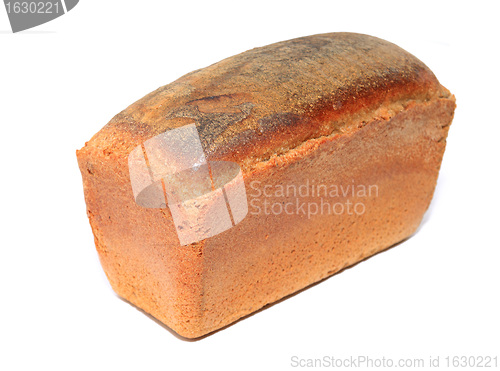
[{"left": 79, "top": 32, "right": 449, "bottom": 169}]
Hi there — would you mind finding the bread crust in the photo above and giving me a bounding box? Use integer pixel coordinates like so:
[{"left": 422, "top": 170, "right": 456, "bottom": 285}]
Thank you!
[
  {"left": 77, "top": 32, "right": 455, "bottom": 338},
  {"left": 78, "top": 33, "right": 450, "bottom": 169}
]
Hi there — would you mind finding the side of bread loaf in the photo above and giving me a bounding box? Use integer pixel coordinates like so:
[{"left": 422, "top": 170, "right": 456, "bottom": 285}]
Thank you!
[{"left": 77, "top": 33, "right": 455, "bottom": 338}]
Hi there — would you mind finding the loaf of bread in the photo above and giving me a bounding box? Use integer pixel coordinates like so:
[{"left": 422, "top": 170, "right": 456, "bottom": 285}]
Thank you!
[{"left": 77, "top": 32, "right": 455, "bottom": 338}]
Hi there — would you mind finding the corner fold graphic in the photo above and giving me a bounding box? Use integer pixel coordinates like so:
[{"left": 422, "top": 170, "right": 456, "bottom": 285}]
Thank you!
[
  {"left": 4, "top": 0, "right": 79, "bottom": 33},
  {"left": 64, "top": 0, "right": 78, "bottom": 12}
]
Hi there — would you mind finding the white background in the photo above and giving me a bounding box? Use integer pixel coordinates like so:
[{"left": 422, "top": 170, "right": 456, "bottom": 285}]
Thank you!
[{"left": 1, "top": 1, "right": 498, "bottom": 370}]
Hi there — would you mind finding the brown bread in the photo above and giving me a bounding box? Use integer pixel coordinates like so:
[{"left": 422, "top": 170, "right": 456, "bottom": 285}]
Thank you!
[{"left": 77, "top": 32, "right": 455, "bottom": 338}]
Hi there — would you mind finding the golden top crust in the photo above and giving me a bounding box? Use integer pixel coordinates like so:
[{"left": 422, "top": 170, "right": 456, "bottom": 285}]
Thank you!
[{"left": 79, "top": 32, "right": 450, "bottom": 169}]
